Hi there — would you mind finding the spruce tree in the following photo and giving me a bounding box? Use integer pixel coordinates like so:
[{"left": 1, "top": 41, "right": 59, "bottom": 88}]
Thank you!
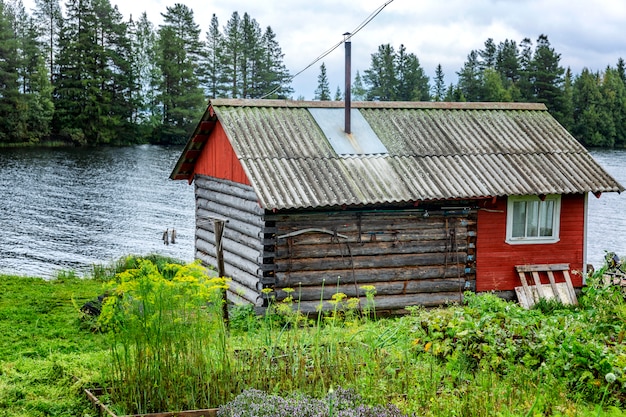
[
  {"left": 128, "top": 12, "right": 160, "bottom": 132},
  {"left": 352, "top": 70, "right": 366, "bottom": 101},
  {"left": 314, "top": 62, "right": 330, "bottom": 100},
  {"left": 257, "top": 25, "right": 292, "bottom": 99},
  {"left": 0, "top": 0, "right": 23, "bottom": 143},
  {"left": 221, "top": 11, "right": 242, "bottom": 98},
  {"left": 457, "top": 50, "right": 482, "bottom": 101},
  {"left": 202, "top": 13, "right": 223, "bottom": 98},
  {"left": 334, "top": 85, "right": 342, "bottom": 101},
  {"left": 433, "top": 64, "right": 445, "bottom": 101}
]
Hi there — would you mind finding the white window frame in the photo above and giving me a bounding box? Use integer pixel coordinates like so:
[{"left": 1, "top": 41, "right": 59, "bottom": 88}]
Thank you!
[{"left": 506, "top": 195, "right": 561, "bottom": 244}]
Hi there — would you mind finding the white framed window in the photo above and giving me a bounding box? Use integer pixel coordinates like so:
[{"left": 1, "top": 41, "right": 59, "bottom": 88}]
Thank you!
[{"left": 506, "top": 195, "right": 561, "bottom": 244}]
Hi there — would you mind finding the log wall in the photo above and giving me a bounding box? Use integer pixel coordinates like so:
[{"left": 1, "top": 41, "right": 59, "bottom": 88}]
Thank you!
[
  {"left": 265, "top": 207, "right": 477, "bottom": 313},
  {"left": 193, "top": 176, "right": 478, "bottom": 312},
  {"left": 194, "top": 175, "right": 266, "bottom": 305}
]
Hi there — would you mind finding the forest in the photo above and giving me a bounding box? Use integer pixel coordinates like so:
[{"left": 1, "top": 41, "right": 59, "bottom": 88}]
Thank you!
[{"left": 1, "top": 0, "right": 625, "bottom": 147}]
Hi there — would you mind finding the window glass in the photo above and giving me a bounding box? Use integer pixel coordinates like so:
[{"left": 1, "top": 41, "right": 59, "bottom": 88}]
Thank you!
[
  {"left": 527, "top": 200, "right": 539, "bottom": 237},
  {"left": 507, "top": 195, "right": 560, "bottom": 244},
  {"left": 512, "top": 201, "right": 526, "bottom": 237}
]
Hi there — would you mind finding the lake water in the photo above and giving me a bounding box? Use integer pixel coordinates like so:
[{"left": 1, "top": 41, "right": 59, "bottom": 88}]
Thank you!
[
  {"left": 0, "top": 146, "right": 624, "bottom": 278},
  {"left": 0, "top": 145, "right": 195, "bottom": 277}
]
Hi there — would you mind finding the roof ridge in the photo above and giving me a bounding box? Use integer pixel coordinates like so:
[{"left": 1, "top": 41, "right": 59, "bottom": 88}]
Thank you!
[{"left": 210, "top": 98, "right": 548, "bottom": 111}]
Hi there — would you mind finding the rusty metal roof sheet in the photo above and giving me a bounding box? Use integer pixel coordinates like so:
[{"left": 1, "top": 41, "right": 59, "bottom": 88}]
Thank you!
[{"left": 171, "top": 99, "right": 624, "bottom": 210}]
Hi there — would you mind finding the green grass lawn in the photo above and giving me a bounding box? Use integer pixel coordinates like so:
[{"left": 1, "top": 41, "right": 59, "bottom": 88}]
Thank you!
[
  {"left": 0, "top": 258, "right": 624, "bottom": 417},
  {"left": 0, "top": 273, "right": 108, "bottom": 417}
]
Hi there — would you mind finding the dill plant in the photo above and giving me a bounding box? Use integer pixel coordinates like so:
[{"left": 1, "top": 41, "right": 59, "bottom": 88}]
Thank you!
[{"left": 99, "top": 260, "right": 230, "bottom": 414}]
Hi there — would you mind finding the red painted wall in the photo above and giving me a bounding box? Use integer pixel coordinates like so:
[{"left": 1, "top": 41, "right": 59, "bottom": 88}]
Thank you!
[
  {"left": 192, "top": 122, "right": 251, "bottom": 185},
  {"left": 476, "top": 194, "right": 585, "bottom": 291}
]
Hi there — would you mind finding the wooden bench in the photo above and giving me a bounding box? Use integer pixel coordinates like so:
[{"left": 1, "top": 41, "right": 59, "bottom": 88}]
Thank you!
[{"left": 515, "top": 263, "right": 578, "bottom": 308}]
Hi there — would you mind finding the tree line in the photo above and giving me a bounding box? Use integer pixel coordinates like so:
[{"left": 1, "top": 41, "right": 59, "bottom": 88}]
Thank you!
[
  {"left": 1, "top": 0, "right": 624, "bottom": 148},
  {"left": 317, "top": 35, "right": 626, "bottom": 148},
  {"left": 0, "top": 0, "right": 292, "bottom": 145}
]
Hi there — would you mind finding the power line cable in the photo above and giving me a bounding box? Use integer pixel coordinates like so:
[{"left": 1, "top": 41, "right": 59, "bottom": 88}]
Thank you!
[{"left": 260, "top": 0, "right": 395, "bottom": 99}]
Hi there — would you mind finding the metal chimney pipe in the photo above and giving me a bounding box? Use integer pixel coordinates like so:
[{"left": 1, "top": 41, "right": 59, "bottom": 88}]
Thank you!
[{"left": 344, "top": 32, "right": 351, "bottom": 134}]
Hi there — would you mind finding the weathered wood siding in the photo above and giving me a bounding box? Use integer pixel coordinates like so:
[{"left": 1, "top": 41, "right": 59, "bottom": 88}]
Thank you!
[
  {"left": 265, "top": 208, "right": 477, "bottom": 313},
  {"left": 192, "top": 122, "right": 250, "bottom": 185},
  {"left": 194, "top": 175, "right": 264, "bottom": 305},
  {"left": 476, "top": 194, "right": 585, "bottom": 292}
]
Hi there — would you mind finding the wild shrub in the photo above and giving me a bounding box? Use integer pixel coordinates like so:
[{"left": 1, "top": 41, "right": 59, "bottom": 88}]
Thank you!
[{"left": 99, "top": 259, "right": 229, "bottom": 414}]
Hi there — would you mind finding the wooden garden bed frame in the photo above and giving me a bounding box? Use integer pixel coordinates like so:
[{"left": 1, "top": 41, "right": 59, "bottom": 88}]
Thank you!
[{"left": 85, "top": 388, "right": 218, "bottom": 417}]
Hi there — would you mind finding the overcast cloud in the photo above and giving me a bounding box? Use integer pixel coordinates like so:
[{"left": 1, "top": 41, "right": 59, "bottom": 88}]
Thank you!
[{"left": 26, "top": 0, "right": 626, "bottom": 99}]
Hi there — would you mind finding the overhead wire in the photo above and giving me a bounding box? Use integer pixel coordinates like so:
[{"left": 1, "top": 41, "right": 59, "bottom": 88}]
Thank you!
[{"left": 259, "top": 0, "right": 395, "bottom": 99}]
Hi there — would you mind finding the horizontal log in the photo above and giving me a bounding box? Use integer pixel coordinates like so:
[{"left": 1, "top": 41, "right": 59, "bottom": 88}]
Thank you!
[
  {"left": 275, "top": 228, "right": 470, "bottom": 246},
  {"left": 196, "top": 207, "right": 263, "bottom": 240},
  {"left": 274, "top": 251, "right": 468, "bottom": 272},
  {"left": 197, "top": 220, "right": 263, "bottom": 252},
  {"left": 197, "top": 198, "right": 264, "bottom": 228},
  {"left": 196, "top": 239, "right": 261, "bottom": 280},
  {"left": 196, "top": 250, "right": 261, "bottom": 291},
  {"left": 293, "top": 291, "right": 465, "bottom": 314},
  {"left": 195, "top": 175, "right": 259, "bottom": 203},
  {"left": 196, "top": 227, "right": 261, "bottom": 266},
  {"left": 226, "top": 279, "right": 263, "bottom": 306},
  {"left": 275, "top": 240, "right": 469, "bottom": 259},
  {"left": 270, "top": 277, "right": 470, "bottom": 301},
  {"left": 196, "top": 186, "right": 264, "bottom": 217},
  {"left": 275, "top": 265, "right": 468, "bottom": 287},
  {"left": 265, "top": 208, "right": 475, "bottom": 223}
]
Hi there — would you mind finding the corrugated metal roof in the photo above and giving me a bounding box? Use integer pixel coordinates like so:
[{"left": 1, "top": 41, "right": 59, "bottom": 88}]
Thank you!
[{"left": 171, "top": 99, "right": 624, "bottom": 210}]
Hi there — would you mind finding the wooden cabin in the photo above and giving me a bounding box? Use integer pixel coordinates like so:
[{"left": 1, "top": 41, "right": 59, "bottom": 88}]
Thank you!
[{"left": 171, "top": 99, "right": 623, "bottom": 312}]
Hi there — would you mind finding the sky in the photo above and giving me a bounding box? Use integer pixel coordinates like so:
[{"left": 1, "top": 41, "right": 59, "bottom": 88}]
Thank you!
[{"left": 25, "top": 0, "right": 626, "bottom": 100}]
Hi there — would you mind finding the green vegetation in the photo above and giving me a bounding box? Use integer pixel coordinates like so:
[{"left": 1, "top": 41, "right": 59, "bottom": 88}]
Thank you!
[
  {"left": 0, "top": 255, "right": 624, "bottom": 416},
  {"left": 0, "top": 0, "right": 625, "bottom": 147}
]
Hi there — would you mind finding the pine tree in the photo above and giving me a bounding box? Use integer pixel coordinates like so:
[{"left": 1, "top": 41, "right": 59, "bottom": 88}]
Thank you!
[
  {"left": 53, "top": 0, "right": 97, "bottom": 144},
  {"left": 156, "top": 3, "right": 205, "bottom": 143},
  {"left": 530, "top": 34, "right": 564, "bottom": 114},
  {"left": 479, "top": 38, "right": 497, "bottom": 70},
  {"left": 239, "top": 13, "right": 262, "bottom": 98},
  {"left": 364, "top": 44, "right": 396, "bottom": 101},
  {"left": 16, "top": 11, "right": 54, "bottom": 142},
  {"left": 394, "top": 44, "right": 429, "bottom": 101},
  {"left": 33, "top": 0, "right": 62, "bottom": 84},
  {"left": 495, "top": 40, "right": 519, "bottom": 88},
  {"left": 314, "top": 62, "right": 330, "bottom": 100},
  {"left": 517, "top": 37, "right": 534, "bottom": 101},
  {"left": 616, "top": 58, "right": 626, "bottom": 84}
]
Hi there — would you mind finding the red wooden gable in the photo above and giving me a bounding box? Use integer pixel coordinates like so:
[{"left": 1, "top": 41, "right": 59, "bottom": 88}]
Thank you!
[{"left": 192, "top": 121, "right": 251, "bottom": 186}]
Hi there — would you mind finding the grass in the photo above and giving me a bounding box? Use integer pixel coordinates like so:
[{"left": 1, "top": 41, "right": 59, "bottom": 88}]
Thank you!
[
  {"left": 0, "top": 255, "right": 625, "bottom": 416},
  {"left": 0, "top": 273, "right": 109, "bottom": 416}
]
